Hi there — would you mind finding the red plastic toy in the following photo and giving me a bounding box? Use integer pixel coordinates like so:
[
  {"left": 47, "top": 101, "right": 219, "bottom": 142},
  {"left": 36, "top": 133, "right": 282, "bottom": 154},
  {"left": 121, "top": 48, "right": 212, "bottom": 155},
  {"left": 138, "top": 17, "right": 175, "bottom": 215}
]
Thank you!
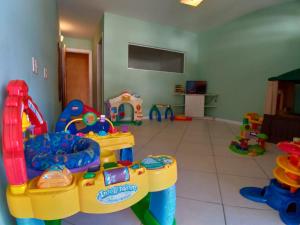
[
  {"left": 174, "top": 115, "right": 192, "bottom": 121},
  {"left": 2, "top": 80, "right": 47, "bottom": 185}
]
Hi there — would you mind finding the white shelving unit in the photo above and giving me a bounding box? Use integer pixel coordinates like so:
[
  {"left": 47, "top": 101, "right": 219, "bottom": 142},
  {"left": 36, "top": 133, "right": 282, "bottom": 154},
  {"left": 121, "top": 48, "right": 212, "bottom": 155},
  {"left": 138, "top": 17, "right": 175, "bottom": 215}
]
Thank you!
[{"left": 174, "top": 93, "right": 218, "bottom": 118}]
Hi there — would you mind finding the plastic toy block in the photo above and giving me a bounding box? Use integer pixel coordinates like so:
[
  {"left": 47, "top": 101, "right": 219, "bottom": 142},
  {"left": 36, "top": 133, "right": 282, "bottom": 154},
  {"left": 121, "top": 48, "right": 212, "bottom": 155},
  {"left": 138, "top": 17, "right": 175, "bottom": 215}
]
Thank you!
[
  {"left": 44, "top": 220, "right": 61, "bottom": 225},
  {"left": 103, "top": 162, "right": 118, "bottom": 169},
  {"left": 120, "top": 148, "right": 134, "bottom": 162}
]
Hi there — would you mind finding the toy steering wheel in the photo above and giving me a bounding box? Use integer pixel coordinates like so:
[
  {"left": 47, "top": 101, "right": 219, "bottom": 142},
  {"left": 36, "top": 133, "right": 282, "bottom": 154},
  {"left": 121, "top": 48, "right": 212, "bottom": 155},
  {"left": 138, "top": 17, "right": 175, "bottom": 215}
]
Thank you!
[{"left": 64, "top": 113, "right": 115, "bottom": 133}]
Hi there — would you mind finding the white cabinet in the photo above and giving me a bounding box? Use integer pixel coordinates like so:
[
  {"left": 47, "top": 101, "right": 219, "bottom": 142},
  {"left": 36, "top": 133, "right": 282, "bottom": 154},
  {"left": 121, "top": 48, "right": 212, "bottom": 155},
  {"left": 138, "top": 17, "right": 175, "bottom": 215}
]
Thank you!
[{"left": 185, "top": 94, "right": 205, "bottom": 117}]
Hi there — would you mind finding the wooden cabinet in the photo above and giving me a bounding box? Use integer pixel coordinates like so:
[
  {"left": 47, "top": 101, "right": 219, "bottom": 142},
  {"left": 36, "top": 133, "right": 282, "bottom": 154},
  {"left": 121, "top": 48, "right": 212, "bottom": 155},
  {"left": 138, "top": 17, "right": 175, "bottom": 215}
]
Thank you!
[{"left": 185, "top": 95, "right": 205, "bottom": 117}]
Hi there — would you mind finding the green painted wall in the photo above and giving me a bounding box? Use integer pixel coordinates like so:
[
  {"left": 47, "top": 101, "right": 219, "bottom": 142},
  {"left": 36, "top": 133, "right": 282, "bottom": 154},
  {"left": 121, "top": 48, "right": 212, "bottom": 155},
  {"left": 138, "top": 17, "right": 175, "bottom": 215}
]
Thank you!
[
  {"left": 103, "top": 13, "right": 200, "bottom": 115},
  {"left": 199, "top": 1, "right": 300, "bottom": 121},
  {"left": 64, "top": 36, "right": 93, "bottom": 50},
  {"left": 0, "top": 0, "right": 59, "bottom": 224}
]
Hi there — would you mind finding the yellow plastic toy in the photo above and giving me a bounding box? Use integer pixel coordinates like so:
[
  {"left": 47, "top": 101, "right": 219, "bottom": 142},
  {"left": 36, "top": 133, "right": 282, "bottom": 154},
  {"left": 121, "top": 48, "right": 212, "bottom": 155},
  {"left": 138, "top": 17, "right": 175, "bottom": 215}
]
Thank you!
[
  {"left": 7, "top": 155, "right": 177, "bottom": 224},
  {"left": 37, "top": 165, "right": 73, "bottom": 189},
  {"left": 3, "top": 80, "right": 177, "bottom": 225},
  {"left": 64, "top": 114, "right": 135, "bottom": 163}
]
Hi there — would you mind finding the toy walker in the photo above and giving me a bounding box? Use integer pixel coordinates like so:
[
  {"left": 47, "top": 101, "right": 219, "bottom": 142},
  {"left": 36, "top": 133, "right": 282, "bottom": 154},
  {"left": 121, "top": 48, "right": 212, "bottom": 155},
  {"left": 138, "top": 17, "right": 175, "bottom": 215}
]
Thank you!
[
  {"left": 240, "top": 138, "right": 300, "bottom": 225},
  {"left": 55, "top": 99, "right": 109, "bottom": 134},
  {"left": 64, "top": 113, "right": 135, "bottom": 164},
  {"left": 229, "top": 112, "right": 268, "bottom": 156},
  {"left": 2, "top": 80, "right": 177, "bottom": 225}
]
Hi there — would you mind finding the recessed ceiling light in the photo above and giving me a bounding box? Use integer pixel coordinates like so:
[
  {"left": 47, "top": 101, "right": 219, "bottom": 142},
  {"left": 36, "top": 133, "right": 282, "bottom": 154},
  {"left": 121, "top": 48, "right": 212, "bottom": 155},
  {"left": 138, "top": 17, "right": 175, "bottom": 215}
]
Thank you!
[{"left": 180, "top": 0, "right": 204, "bottom": 7}]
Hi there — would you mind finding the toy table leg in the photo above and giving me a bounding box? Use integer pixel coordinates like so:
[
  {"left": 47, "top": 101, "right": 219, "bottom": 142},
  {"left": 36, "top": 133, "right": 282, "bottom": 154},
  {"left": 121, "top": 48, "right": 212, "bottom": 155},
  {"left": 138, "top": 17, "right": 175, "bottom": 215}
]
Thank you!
[
  {"left": 16, "top": 218, "right": 45, "bottom": 225},
  {"left": 149, "top": 185, "right": 176, "bottom": 225},
  {"left": 120, "top": 148, "right": 133, "bottom": 162}
]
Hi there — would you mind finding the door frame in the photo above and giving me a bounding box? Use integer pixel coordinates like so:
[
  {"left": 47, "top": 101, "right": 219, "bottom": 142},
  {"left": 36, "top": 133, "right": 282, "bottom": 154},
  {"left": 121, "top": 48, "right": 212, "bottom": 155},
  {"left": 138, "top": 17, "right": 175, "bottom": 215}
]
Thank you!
[
  {"left": 65, "top": 48, "right": 93, "bottom": 106},
  {"left": 96, "top": 34, "right": 104, "bottom": 112}
]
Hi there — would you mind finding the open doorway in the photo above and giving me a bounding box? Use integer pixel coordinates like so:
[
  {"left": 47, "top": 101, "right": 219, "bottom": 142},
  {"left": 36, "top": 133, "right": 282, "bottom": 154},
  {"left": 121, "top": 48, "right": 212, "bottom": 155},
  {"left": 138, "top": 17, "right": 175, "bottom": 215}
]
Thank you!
[{"left": 64, "top": 48, "right": 92, "bottom": 107}]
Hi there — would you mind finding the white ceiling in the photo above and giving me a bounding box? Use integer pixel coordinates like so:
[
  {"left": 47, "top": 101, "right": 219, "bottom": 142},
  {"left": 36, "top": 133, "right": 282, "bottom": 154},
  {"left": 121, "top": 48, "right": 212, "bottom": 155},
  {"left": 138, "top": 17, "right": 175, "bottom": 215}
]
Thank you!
[{"left": 59, "top": 0, "right": 289, "bottom": 38}]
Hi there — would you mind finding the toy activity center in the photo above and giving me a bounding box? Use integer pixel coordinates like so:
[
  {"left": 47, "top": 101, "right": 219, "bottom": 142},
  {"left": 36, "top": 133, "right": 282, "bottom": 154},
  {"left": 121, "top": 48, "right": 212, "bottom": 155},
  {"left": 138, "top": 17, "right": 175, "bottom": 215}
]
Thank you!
[
  {"left": 2, "top": 1, "right": 300, "bottom": 225},
  {"left": 3, "top": 80, "right": 177, "bottom": 225}
]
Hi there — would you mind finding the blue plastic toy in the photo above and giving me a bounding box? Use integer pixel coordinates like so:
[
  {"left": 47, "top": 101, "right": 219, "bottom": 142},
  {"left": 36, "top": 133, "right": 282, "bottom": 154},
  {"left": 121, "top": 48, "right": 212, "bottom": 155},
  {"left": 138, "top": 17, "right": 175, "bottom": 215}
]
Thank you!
[
  {"left": 241, "top": 179, "right": 300, "bottom": 225},
  {"left": 149, "top": 104, "right": 174, "bottom": 122},
  {"left": 240, "top": 139, "right": 300, "bottom": 225},
  {"left": 55, "top": 99, "right": 109, "bottom": 134}
]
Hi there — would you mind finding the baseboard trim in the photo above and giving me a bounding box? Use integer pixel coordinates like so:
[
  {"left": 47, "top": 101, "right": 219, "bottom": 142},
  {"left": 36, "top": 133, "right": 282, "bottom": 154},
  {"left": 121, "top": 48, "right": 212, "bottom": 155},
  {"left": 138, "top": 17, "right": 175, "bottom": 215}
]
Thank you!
[
  {"left": 214, "top": 117, "right": 242, "bottom": 125},
  {"left": 141, "top": 115, "right": 241, "bottom": 125}
]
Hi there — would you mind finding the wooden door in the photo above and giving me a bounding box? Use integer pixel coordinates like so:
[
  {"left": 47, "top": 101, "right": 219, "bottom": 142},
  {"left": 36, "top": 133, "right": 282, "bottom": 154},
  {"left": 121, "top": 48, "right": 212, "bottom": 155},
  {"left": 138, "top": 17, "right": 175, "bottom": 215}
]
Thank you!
[{"left": 65, "top": 52, "right": 90, "bottom": 107}]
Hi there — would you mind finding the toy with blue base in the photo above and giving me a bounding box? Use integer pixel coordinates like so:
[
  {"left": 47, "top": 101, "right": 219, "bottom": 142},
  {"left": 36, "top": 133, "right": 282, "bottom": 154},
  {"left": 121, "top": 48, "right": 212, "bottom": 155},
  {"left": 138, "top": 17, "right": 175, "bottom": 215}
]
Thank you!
[
  {"left": 240, "top": 138, "right": 300, "bottom": 225},
  {"left": 2, "top": 80, "right": 177, "bottom": 225},
  {"left": 149, "top": 104, "right": 174, "bottom": 122},
  {"left": 55, "top": 99, "right": 110, "bottom": 134}
]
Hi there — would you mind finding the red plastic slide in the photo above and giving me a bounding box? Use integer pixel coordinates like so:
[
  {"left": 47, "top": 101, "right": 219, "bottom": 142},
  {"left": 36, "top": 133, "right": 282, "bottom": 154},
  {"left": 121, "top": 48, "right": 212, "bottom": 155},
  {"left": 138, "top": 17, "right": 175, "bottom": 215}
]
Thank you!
[{"left": 2, "top": 80, "right": 47, "bottom": 185}]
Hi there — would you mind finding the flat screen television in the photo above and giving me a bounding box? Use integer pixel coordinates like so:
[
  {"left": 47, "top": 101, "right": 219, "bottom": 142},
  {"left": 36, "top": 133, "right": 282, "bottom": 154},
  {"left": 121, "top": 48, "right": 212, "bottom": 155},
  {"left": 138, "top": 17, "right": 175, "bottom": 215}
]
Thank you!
[{"left": 186, "top": 81, "right": 207, "bottom": 94}]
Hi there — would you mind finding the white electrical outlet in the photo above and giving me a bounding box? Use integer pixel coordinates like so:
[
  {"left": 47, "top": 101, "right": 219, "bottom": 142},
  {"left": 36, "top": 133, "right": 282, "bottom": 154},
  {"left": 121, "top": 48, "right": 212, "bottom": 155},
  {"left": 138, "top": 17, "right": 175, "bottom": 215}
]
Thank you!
[{"left": 43, "top": 67, "right": 48, "bottom": 79}]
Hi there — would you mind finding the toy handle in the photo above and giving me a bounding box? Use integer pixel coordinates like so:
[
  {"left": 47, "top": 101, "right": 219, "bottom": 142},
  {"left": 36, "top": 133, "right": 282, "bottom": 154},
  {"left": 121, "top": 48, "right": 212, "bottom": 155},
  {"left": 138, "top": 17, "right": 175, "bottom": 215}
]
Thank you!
[{"left": 64, "top": 116, "right": 115, "bottom": 133}]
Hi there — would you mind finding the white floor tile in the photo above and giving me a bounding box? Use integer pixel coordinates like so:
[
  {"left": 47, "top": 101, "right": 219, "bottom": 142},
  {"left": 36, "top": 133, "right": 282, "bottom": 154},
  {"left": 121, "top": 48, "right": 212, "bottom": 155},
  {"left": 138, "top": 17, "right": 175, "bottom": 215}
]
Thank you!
[
  {"left": 64, "top": 209, "right": 140, "bottom": 225},
  {"left": 224, "top": 206, "right": 285, "bottom": 225},
  {"left": 177, "top": 142, "right": 213, "bottom": 155},
  {"left": 62, "top": 221, "right": 73, "bottom": 225},
  {"left": 215, "top": 157, "right": 267, "bottom": 178},
  {"left": 177, "top": 197, "right": 225, "bottom": 225},
  {"left": 176, "top": 153, "right": 216, "bottom": 173},
  {"left": 211, "top": 137, "right": 233, "bottom": 146},
  {"left": 134, "top": 136, "right": 152, "bottom": 148},
  {"left": 142, "top": 140, "right": 178, "bottom": 154},
  {"left": 177, "top": 169, "right": 221, "bottom": 203},
  {"left": 254, "top": 153, "right": 278, "bottom": 178},
  {"left": 212, "top": 144, "right": 238, "bottom": 158},
  {"left": 219, "top": 174, "right": 270, "bottom": 209},
  {"left": 181, "top": 136, "right": 211, "bottom": 145}
]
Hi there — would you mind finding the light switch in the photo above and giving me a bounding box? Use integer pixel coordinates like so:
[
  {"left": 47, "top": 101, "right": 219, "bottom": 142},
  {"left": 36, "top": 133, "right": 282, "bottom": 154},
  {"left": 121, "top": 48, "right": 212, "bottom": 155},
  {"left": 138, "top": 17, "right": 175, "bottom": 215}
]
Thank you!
[
  {"left": 43, "top": 67, "right": 48, "bottom": 79},
  {"left": 32, "top": 57, "right": 38, "bottom": 74},
  {"left": 34, "top": 58, "right": 38, "bottom": 74},
  {"left": 32, "top": 57, "right": 35, "bottom": 73}
]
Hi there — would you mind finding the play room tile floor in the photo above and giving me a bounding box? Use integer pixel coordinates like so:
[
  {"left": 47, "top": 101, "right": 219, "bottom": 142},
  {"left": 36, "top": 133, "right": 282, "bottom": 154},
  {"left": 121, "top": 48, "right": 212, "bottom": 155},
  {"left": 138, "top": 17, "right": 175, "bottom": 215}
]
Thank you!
[{"left": 62, "top": 120, "right": 284, "bottom": 225}]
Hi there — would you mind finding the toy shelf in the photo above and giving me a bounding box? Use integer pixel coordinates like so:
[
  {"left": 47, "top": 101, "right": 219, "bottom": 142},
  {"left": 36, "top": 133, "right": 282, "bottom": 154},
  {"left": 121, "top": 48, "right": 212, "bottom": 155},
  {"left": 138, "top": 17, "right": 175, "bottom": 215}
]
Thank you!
[{"left": 174, "top": 93, "right": 218, "bottom": 117}]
